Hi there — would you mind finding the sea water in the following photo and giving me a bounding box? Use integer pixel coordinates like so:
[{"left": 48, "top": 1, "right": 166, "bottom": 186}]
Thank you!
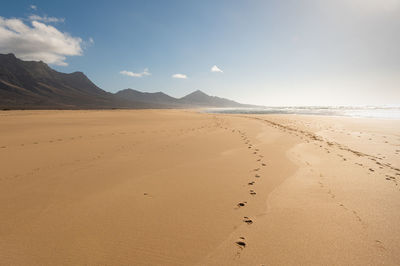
[{"left": 206, "top": 106, "right": 400, "bottom": 119}]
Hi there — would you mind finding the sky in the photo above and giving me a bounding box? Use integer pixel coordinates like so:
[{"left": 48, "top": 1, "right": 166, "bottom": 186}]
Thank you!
[{"left": 1, "top": 0, "right": 399, "bottom": 106}]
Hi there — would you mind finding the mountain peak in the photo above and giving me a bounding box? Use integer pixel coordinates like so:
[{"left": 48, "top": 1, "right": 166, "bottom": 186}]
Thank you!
[
  {"left": 0, "top": 53, "right": 18, "bottom": 63},
  {"left": 72, "top": 71, "right": 84, "bottom": 75},
  {"left": 178, "top": 89, "right": 253, "bottom": 107},
  {"left": 1, "top": 53, "right": 16, "bottom": 59},
  {"left": 181, "top": 90, "right": 210, "bottom": 100},
  {"left": 189, "top": 89, "right": 207, "bottom": 96},
  {"left": 69, "top": 71, "right": 87, "bottom": 78}
]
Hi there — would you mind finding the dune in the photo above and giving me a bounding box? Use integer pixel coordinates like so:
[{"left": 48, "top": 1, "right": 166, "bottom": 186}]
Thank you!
[{"left": 0, "top": 110, "right": 399, "bottom": 265}]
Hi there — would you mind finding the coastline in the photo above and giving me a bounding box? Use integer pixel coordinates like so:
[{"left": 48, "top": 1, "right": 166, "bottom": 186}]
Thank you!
[{"left": 1, "top": 110, "right": 399, "bottom": 265}]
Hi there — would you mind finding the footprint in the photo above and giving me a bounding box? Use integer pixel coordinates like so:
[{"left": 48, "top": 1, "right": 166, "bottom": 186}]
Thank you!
[
  {"left": 255, "top": 174, "right": 260, "bottom": 178},
  {"left": 243, "top": 217, "right": 253, "bottom": 224},
  {"left": 328, "top": 190, "right": 335, "bottom": 199},
  {"left": 248, "top": 181, "right": 255, "bottom": 185},
  {"left": 352, "top": 210, "right": 363, "bottom": 223},
  {"left": 237, "top": 202, "right": 247, "bottom": 208},
  {"left": 375, "top": 240, "right": 386, "bottom": 251},
  {"left": 249, "top": 190, "right": 256, "bottom": 196},
  {"left": 236, "top": 238, "right": 246, "bottom": 248},
  {"left": 385, "top": 175, "right": 396, "bottom": 180},
  {"left": 261, "top": 163, "right": 266, "bottom": 166}
]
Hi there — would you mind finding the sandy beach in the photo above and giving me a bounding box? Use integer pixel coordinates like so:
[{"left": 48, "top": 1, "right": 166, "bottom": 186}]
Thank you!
[{"left": 0, "top": 109, "right": 399, "bottom": 265}]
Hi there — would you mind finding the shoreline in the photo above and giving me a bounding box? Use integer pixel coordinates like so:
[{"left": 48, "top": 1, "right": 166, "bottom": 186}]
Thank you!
[{"left": 204, "top": 107, "right": 400, "bottom": 120}]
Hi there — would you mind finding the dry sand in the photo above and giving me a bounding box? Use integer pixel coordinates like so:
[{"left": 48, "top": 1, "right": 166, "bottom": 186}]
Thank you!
[{"left": 0, "top": 110, "right": 399, "bottom": 265}]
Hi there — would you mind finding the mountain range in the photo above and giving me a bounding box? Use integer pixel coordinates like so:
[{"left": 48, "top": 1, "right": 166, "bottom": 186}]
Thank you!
[{"left": 0, "top": 53, "right": 256, "bottom": 109}]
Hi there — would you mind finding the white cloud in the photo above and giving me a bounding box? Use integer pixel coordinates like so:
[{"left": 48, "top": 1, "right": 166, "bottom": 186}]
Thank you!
[
  {"left": 211, "top": 65, "right": 223, "bottom": 73},
  {"left": 172, "top": 73, "right": 187, "bottom": 79},
  {"left": 120, "top": 68, "right": 151, "bottom": 77},
  {"left": 29, "top": 14, "right": 65, "bottom": 23},
  {"left": 89, "top": 37, "right": 94, "bottom": 44},
  {"left": 0, "top": 16, "right": 83, "bottom": 66},
  {"left": 30, "top": 5, "right": 37, "bottom": 10}
]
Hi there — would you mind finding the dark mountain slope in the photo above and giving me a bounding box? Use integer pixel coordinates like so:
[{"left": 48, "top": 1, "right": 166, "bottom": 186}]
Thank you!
[{"left": 0, "top": 53, "right": 115, "bottom": 109}]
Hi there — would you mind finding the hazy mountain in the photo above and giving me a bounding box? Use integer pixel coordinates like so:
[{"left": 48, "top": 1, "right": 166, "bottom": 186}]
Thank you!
[
  {"left": 115, "top": 89, "right": 181, "bottom": 107},
  {"left": 179, "top": 89, "right": 248, "bottom": 107},
  {"left": 0, "top": 53, "right": 256, "bottom": 109},
  {"left": 114, "top": 88, "right": 253, "bottom": 108}
]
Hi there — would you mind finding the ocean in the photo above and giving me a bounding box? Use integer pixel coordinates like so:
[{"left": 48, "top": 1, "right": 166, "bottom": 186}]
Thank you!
[{"left": 205, "top": 106, "right": 400, "bottom": 119}]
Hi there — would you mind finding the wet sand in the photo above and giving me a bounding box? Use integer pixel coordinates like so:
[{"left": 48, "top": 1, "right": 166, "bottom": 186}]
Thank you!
[{"left": 0, "top": 110, "right": 399, "bottom": 265}]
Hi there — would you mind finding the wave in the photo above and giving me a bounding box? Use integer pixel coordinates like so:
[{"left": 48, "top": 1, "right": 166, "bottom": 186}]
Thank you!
[{"left": 205, "top": 106, "right": 400, "bottom": 119}]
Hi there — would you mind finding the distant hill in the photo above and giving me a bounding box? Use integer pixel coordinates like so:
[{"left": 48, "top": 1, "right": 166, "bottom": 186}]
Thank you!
[
  {"left": 114, "top": 88, "right": 254, "bottom": 108},
  {"left": 179, "top": 89, "right": 249, "bottom": 107},
  {"left": 0, "top": 53, "right": 257, "bottom": 109},
  {"left": 114, "top": 89, "right": 182, "bottom": 108}
]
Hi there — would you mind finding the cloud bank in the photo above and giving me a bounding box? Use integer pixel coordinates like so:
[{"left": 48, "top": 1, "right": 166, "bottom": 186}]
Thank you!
[
  {"left": 172, "top": 73, "right": 187, "bottom": 79},
  {"left": 0, "top": 16, "right": 83, "bottom": 66},
  {"left": 211, "top": 65, "right": 223, "bottom": 73},
  {"left": 120, "top": 68, "right": 151, "bottom": 77}
]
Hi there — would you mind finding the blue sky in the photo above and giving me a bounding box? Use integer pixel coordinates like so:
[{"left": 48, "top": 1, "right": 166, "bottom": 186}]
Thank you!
[{"left": 1, "top": 0, "right": 399, "bottom": 106}]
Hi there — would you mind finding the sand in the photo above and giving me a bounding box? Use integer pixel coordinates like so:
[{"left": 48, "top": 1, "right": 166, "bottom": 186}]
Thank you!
[{"left": 0, "top": 110, "right": 399, "bottom": 265}]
